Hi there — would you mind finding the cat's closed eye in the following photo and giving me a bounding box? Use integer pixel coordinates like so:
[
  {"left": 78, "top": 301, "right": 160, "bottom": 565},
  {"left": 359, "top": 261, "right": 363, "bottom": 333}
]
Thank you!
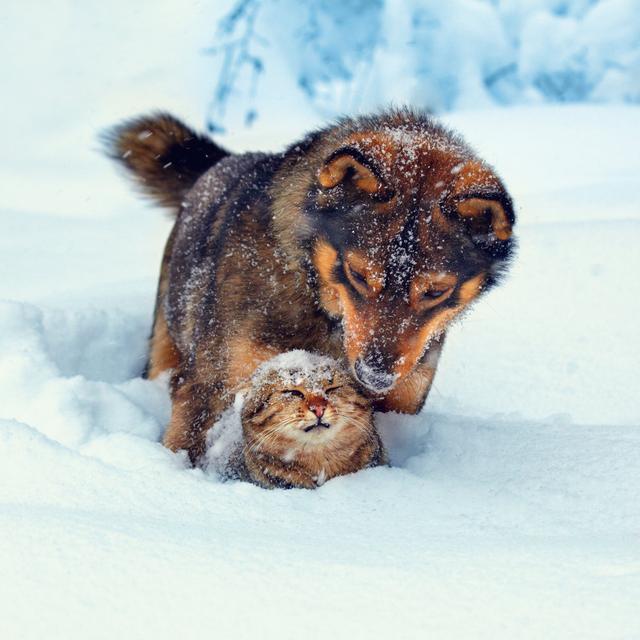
[{"left": 282, "top": 389, "right": 304, "bottom": 398}]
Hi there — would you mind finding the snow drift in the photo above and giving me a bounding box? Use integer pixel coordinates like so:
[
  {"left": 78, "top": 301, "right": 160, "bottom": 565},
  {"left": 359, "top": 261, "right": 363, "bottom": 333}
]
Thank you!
[
  {"left": 1, "top": 107, "right": 639, "bottom": 638},
  {"left": 1, "top": 1, "right": 640, "bottom": 637}
]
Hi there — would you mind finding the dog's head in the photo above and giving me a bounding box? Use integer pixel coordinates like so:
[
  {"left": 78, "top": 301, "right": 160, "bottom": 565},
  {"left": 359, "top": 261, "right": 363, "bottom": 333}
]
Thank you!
[{"left": 277, "top": 111, "right": 516, "bottom": 394}]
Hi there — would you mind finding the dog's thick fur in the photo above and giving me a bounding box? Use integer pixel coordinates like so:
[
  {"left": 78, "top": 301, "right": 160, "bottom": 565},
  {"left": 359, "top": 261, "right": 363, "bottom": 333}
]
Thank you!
[
  {"left": 105, "top": 112, "right": 227, "bottom": 210},
  {"left": 107, "top": 108, "right": 516, "bottom": 463}
]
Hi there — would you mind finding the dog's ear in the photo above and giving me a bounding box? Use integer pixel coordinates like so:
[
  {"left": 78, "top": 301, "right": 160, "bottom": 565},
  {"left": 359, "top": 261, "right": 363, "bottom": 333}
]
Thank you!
[
  {"left": 456, "top": 196, "right": 513, "bottom": 241},
  {"left": 448, "top": 161, "right": 515, "bottom": 242},
  {"left": 318, "top": 147, "right": 394, "bottom": 201}
]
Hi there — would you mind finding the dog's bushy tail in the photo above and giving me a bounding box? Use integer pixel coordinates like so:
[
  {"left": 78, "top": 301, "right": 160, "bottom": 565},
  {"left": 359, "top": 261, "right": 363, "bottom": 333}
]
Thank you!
[{"left": 104, "top": 112, "right": 227, "bottom": 212}]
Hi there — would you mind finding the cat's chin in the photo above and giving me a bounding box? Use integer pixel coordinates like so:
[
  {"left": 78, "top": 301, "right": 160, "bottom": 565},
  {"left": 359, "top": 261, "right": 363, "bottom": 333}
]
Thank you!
[
  {"left": 290, "top": 415, "right": 366, "bottom": 449},
  {"left": 302, "top": 421, "right": 331, "bottom": 433},
  {"left": 289, "top": 423, "right": 339, "bottom": 445}
]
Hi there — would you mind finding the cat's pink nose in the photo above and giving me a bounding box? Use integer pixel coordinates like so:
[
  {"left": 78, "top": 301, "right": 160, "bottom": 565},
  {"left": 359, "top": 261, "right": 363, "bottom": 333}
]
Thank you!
[{"left": 307, "top": 396, "right": 327, "bottom": 418}]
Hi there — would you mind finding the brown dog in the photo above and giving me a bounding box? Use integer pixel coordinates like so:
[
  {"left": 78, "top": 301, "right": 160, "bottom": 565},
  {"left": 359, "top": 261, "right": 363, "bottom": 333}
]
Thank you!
[{"left": 106, "top": 109, "right": 516, "bottom": 463}]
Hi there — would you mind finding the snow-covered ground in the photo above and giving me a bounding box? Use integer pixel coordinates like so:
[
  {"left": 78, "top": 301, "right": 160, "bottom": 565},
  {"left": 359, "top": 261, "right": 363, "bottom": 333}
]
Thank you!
[
  {"left": 2, "top": 104, "right": 639, "bottom": 639},
  {"left": 2, "top": 2, "right": 640, "bottom": 636}
]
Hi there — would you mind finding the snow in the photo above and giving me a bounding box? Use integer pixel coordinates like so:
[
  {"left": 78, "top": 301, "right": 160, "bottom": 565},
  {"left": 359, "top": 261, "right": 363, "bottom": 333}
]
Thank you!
[
  {"left": 207, "top": 0, "right": 640, "bottom": 129},
  {"left": 204, "top": 392, "right": 245, "bottom": 479},
  {"left": 2, "top": 2, "right": 640, "bottom": 637},
  {"left": 2, "top": 104, "right": 639, "bottom": 638},
  {"left": 250, "top": 350, "right": 341, "bottom": 390}
]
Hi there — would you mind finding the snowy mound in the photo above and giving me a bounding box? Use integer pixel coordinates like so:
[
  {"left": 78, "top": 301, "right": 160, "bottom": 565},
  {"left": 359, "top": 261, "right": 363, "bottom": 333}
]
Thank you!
[
  {"left": 1, "top": 107, "right": 639, "bottom": 637},
  {"left": 0, "top": 300, "right": 173, "bottom": 467},
  {"left": 203, "top": 392, "right": 244, "bottom": 478},
  {"left": 3, "top": 2, "right": 640, "bottom": 634}
]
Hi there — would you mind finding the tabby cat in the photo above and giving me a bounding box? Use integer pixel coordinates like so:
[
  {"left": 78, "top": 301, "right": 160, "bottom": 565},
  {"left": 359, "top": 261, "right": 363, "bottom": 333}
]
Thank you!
[{"left": 209, "top": 352, "right": 387, "bottom": 489}]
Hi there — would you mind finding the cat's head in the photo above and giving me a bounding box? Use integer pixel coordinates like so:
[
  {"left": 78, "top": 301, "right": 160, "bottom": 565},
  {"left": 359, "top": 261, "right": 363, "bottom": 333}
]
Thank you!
[{"left": 241, "top": 351, "right": 374, "bottom": 455}]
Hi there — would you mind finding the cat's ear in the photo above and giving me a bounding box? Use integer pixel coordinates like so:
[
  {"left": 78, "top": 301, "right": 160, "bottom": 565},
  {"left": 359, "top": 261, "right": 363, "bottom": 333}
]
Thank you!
[{"left": 240, "top": 389, "right": 267, "bottom": 422}]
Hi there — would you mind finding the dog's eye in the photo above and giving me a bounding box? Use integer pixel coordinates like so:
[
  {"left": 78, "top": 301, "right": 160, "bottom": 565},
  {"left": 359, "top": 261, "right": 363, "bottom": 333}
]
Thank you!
[
  {"left": 349, "top": 266, "right": 367, "bottom": 286},
  {"left": 343, "top": 256, "right": 383, "bottom": 298},
  {"left": 282, "top": 389, "right": 304, "bottom": 398},
  {"left": 414, "top": 285, "right": 455, "bottom": 311}
]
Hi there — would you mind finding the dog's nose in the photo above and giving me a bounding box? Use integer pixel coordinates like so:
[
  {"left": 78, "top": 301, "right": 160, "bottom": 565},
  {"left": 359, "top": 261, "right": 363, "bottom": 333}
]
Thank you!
[{"left": 354, "top": 358, "right": 398, "bottom": 393}]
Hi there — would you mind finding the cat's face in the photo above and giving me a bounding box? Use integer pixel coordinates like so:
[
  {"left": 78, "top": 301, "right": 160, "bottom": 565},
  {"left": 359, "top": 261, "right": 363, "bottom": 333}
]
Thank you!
[{"left": 241, "top": 365, "right": 373, "bottom": 457}]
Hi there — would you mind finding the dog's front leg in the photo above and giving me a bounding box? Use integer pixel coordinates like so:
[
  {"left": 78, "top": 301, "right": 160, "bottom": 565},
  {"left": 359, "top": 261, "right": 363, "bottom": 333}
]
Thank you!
[
  {"left": 163, "top": 331, "right": 280, "bottom": 465},
  {"left": 163, "top": 376, "right": 229, "bottom": 464}
]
